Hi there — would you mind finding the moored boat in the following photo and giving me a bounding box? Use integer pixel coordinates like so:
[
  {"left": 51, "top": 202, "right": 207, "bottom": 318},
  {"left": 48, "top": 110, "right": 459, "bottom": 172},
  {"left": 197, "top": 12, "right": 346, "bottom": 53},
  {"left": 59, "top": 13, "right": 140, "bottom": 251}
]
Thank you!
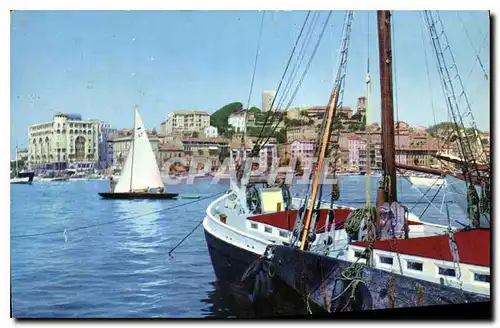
[{"left": 202, "top": 10, "right": 490, "bottom": 316}]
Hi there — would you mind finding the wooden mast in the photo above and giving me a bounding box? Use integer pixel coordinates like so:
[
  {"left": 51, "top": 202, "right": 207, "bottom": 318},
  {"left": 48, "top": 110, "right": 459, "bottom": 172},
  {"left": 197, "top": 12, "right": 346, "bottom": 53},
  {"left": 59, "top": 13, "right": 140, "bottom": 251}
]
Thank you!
[
  {"left": 300, "top": 88, "right": 339, "bottom": 251},
  {"left": 377, "top": 11, "right": 397, "bottom": 202}
]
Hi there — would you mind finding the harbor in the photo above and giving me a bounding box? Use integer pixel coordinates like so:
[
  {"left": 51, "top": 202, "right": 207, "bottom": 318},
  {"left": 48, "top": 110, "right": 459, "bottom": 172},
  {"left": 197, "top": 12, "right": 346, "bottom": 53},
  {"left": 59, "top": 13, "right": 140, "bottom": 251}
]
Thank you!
[{"left": 10, "top": 9, "right": 490, "bottom": 320}]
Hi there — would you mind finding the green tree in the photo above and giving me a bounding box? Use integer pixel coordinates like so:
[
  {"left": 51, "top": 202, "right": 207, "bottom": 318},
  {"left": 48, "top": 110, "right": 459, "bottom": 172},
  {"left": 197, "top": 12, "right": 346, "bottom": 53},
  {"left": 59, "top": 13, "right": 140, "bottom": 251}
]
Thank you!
[
  {"left": 210, "top": 102, "right": 243, "bottom": 130},
  {"left": 248, "top": 106, "right": 261, "bottom": 114},
  {"left": 276, "top": 128, "right": 287, "bottom": 144}
]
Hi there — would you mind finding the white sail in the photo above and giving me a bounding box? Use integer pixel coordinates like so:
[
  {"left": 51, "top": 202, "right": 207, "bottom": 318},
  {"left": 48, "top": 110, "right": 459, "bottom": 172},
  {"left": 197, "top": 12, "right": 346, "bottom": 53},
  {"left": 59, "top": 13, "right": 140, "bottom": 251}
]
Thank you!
[{"left": 114, "top": 108, "right": 164, "bottom": 193}]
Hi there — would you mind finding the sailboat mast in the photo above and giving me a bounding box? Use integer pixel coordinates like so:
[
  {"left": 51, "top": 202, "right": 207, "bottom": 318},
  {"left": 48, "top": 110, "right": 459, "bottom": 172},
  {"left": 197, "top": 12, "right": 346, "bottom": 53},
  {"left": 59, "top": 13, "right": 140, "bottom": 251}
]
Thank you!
[
  {"left": 15, "top": 143, "right": 19, "bottom": 174},
  {"left": 377, "top": 10, "right": 397, "bottom": 202},
  {"left": 129, "top": 108, "right": 136, "bottom": 192}
]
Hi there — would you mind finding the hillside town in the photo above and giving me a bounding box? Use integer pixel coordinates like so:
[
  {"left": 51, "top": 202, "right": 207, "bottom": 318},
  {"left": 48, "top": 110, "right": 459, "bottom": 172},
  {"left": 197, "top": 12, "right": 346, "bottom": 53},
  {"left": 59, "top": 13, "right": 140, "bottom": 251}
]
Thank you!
[{"left": 14, "top": 90, "right": 490, "bottom": 178}]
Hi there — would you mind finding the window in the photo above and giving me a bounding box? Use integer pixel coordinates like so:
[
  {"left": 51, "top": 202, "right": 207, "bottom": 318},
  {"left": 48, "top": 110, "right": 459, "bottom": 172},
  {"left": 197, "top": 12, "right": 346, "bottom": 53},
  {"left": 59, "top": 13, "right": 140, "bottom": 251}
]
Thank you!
[
  {"left": 250, "top": 223, "right": 258, "bottom": 229},
  {"left": 474, "top": 273, "right": 490, "bottom": 283},
  {"left": 438, "top": 267, "right": 456, "bottom": 277},
  {"left": 407, "top": 261, "right": 423, "bottom": 271},
  {"left": 379, "top": 256, "right": 393, "bottom": 265},
  {"left": 279, "top": 230, "right": 289, "bottom": 238},
  {"left": 264, "top": 226, "right": 272, "bottom": 234}
]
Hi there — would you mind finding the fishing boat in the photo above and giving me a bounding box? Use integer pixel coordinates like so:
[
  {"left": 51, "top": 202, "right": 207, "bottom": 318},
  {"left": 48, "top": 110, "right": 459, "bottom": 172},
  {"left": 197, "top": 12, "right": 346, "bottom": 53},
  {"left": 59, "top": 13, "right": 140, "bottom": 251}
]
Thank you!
[
  {"left": 203, "top": 10, "right": 490, "bottom": 316},
  {"left": 99, "top": 108, "right": 178, "bottom": 200}
]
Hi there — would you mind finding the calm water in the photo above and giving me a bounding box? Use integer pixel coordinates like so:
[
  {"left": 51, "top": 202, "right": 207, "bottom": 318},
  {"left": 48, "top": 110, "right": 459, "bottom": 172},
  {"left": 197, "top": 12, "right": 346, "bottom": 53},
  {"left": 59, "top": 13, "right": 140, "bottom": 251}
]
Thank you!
[{"left": 10, "top": 176, "right": 466, "bottom": 318}]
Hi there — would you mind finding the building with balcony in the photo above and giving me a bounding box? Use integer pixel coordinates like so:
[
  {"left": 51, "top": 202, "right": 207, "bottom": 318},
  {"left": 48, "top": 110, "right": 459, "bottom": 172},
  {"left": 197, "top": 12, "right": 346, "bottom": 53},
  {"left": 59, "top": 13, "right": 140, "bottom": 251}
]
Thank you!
[
  {"left": 28, "top": 113, "right": 100, "bottom": 173},
  {"left": 164, "top": 110, "right": 211, "bottom": 135},
  {"left": 228, "top": 111, "right": 248, "bottom": 133},
  {"left": 290, "top": 140, "right": 316, "bottom": 172},
  {"left": 181, "top": 137, "right": 230, "bottom": 170}
]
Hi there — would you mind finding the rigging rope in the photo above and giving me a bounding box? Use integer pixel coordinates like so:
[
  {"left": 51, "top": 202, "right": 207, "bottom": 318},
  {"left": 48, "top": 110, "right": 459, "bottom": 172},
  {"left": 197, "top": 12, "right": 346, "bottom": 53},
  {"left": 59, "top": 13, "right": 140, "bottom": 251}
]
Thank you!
[
  {"left": 456, "top": 12, "right": 489, "bottom": 81},
  {"left": 419, "top": 13, "right": 440, "bottom": 150},
  {"left": 258, "top": 11, "right": 333, "bottom": 151},
  {"left": 251, "top": 11, "right": 312, "bottom": 150},
  {"left": 256, "top": 12, "right": 321, "bottom": 148},
  {"left": 275, "top": 11, "right": 320, "bottom": 112},
  {"left": 243, "top": 11, "right": 266, "bottom": 143},
  {"left": 11, "top": 191, "right": 227, "bottom": 239}
]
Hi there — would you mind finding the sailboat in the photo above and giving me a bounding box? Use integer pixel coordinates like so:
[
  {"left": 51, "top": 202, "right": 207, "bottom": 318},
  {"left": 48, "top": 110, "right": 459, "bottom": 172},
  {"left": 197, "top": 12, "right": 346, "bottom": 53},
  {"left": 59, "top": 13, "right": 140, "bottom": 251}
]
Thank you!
[
  {"left": 10, "top": 144, "right": 34, "bottom": 184},
  {"left": 99, "top": 108, "right": 178, "bottom": 199},
  {"left": 202, "top": 10, "right": 489, "bottom": 315}
]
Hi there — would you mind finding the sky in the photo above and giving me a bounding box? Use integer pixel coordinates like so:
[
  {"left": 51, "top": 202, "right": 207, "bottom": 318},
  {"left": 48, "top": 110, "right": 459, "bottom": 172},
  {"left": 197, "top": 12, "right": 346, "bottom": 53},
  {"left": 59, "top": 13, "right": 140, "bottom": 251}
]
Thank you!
[{"left": 10, "top": 10, "right": 490, "bottom": 157}]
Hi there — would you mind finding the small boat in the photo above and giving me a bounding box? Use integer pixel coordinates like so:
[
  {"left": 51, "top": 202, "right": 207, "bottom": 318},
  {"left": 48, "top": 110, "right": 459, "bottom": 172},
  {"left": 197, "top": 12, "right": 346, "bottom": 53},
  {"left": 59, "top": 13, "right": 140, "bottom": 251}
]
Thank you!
[
  {"left": 11, "top": 145, "right": 34, "bottom": 184},
  {"left": 408, "top": 175, "right": 445, "bottom": 188},
  {"left": 99, "top": 108, "right": 178, "bottom": 200},
  {"left": 50, "top": 176, "right": 69, "bottom": 182},
  {"left": 10, "top": 171, "right": 34, "bottom": 184},
  {"left": 181, "top": 194, "right": 201, "bottom": 199}
]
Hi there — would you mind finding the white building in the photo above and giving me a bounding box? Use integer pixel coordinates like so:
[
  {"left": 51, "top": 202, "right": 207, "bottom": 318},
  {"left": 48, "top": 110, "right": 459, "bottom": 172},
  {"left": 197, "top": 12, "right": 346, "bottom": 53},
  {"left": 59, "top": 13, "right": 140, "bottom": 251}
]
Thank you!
[
  {"left": 16, "top": 148, "right": 29, "bottom": 162},
  {"left": 164, "top": 110, "right": 211, "bottom": 135},
  {"left": 262, "top": 90, "right": 276, "bottom": 112},
  {"left": 98, "top": 122, "right": 116, "bottom": 169},
  {"left": 228, "top": 112, "right": 247, "bottom": 133},
  {"left": 28, "top": 113, "right": 100, "bottom": 171},
  {"left": 203, "top": 126, "right": 219, "bottom": 138}
]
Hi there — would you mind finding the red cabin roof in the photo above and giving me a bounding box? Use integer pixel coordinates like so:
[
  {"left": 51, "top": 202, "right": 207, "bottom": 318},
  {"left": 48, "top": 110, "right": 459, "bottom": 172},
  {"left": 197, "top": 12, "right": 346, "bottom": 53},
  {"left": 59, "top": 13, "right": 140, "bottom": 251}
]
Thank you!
[{"left": 352, "top": 229, "right": 490, "bottom": 267}]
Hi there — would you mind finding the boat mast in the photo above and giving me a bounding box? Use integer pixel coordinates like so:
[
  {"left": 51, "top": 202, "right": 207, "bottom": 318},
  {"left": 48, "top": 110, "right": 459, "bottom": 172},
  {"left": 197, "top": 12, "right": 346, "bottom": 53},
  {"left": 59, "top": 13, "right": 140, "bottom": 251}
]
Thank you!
[
  {"left": 299, "top": 87, "right": 339, "bottom": 251},
  {"left": 129, "top": 107, "right": 136, "bottom": 192},
  {"left": 377, "top": 10, "right": 397, "bottom": 202},
  {"left": 15, "top": 142, "right": 19, "bottom": 174}
]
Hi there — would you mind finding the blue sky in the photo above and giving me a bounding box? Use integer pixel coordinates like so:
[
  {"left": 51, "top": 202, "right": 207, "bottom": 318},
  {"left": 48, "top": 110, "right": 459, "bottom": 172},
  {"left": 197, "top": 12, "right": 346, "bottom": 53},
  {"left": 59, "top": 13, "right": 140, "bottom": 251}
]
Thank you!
[{"left": 11, "top": 10, "right": 490, "bottom": 156}]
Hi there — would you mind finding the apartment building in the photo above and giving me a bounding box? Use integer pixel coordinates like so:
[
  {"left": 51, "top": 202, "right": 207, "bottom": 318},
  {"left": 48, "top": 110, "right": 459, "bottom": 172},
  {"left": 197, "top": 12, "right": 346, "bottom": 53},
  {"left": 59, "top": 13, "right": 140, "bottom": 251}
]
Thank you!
[
  {"left": 164, "top": 110, "right": 211, "bottom": 134},
  {"left": 28, "top": 113, "right": 100, "bottom": 172}
]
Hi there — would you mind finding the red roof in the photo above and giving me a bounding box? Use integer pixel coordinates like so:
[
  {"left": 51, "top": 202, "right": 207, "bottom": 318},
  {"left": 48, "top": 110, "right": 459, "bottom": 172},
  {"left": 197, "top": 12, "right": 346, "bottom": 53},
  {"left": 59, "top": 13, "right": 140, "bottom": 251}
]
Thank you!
[
  {"left": 181, "top": 137, "right": 230, "bottom": 143},
  {"left": 159, "top": 144, "right": 181, "bottom": 151},
  {"left": 352, "top": 229, "right": 490, "bottom": 267}
]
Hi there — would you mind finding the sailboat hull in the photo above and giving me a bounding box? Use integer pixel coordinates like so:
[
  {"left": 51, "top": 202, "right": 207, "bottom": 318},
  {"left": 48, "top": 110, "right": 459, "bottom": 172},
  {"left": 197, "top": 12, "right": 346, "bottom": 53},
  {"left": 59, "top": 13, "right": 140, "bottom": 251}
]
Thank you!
[{"left": 98, "top": 192, "right": 178, "bottom": 199}]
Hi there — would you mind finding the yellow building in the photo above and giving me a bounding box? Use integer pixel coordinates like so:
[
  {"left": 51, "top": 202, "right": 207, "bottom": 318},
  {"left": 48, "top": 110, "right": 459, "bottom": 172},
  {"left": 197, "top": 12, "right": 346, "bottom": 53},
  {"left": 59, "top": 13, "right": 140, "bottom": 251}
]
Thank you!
[{"left": 28, "top": 113, "right": 100, "bottom": 167}]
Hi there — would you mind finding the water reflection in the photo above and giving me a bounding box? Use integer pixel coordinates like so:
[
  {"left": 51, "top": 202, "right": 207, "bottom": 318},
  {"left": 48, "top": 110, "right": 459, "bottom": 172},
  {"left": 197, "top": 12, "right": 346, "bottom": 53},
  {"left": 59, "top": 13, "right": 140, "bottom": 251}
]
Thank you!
[
  {"left": 112, "top": 200, "right": 163, "bottom": 257},
  {"left": 200, "top": 281, "right": 311, "bottom": 318}
]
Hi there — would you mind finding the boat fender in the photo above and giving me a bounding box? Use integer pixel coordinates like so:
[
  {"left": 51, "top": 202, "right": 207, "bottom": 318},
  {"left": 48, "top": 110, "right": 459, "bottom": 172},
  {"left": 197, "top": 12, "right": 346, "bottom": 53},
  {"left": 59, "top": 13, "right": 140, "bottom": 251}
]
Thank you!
[
  {"left": 308, "top": 232, "right": 316, "bottom": 243},
  {"left": 329, "top": 279, "right": 372, "bottom": 312},
  {"left": 252, "top": 270, "right": 273, "bottom": 302}
]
